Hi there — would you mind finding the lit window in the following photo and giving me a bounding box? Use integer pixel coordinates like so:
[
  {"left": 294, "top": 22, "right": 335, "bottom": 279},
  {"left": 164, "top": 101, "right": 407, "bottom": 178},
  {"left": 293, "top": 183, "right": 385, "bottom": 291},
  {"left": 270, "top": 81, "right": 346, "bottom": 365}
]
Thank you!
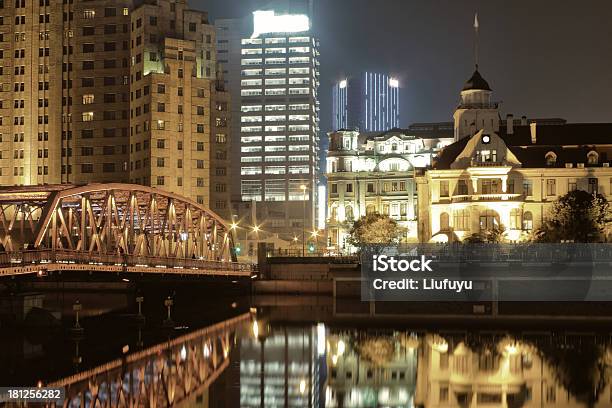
[
  {"left": 82, "top": 94, "right": 94, "bottom": 104},
  {"left": 82, "top": 112, "right": 93, "bottom": 121}
]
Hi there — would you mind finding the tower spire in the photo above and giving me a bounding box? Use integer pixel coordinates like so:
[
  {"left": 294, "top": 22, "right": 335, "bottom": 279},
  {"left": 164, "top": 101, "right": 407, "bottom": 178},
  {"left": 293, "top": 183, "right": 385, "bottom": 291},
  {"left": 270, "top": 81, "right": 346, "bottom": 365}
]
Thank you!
[{"left": 473, "top": 13, "right": 479, "bottom": 69}]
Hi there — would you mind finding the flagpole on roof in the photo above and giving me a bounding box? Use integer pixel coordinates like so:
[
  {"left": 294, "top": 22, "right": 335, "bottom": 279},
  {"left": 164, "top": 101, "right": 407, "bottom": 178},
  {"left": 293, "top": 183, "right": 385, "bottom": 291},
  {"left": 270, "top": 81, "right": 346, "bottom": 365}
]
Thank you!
[{"left": 474, "top": 13, "right": 480, "bottom": 69}]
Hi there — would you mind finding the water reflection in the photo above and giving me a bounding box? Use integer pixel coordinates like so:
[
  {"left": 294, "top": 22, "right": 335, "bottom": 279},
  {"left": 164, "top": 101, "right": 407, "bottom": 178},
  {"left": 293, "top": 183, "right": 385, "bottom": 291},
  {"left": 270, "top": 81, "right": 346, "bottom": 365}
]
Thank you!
[
  {"left": 240, "top": 322, "right": 326, "bottom": 407},
  {"left": 237, "top": 324, "right": 612, "bottom": 408}
]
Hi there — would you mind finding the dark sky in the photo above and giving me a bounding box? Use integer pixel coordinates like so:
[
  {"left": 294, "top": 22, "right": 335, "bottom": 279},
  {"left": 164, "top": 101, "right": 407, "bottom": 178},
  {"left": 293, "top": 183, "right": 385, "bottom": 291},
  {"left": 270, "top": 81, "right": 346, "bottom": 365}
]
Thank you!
[{"left": 197, "top": 0, "right": 612, "bottom": 133}]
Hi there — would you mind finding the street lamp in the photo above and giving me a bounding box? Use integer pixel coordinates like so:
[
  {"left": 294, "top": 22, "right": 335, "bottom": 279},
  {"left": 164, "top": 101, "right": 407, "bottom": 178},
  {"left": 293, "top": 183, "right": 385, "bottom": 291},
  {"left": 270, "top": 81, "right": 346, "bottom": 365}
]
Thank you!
[
  {"left": 300, "top": 184, "right": 307, "bottom": 256},
  {"left": 311, "top": 229, "right": 319, "bottom": 253}
]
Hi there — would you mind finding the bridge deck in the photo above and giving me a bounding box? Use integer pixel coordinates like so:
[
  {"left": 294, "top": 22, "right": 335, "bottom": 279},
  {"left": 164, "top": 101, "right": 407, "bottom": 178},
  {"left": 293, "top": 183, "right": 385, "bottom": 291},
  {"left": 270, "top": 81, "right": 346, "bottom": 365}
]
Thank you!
[{"left": 0, "top": 250, "right": 254, "bottom": 277}]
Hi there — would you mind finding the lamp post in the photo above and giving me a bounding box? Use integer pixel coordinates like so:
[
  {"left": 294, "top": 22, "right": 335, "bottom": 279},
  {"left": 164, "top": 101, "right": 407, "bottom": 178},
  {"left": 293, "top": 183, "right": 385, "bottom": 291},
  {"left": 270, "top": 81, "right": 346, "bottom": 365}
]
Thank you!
[{"left": 300, "top": 184, "right": 307, "bottom": 256}]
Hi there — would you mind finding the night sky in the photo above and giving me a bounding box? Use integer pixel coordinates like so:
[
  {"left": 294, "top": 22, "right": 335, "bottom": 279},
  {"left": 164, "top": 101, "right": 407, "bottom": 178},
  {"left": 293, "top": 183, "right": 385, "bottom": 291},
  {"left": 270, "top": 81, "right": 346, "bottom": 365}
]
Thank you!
[{"left": 197, "top": 0, "right": 612, "bottom": 133}]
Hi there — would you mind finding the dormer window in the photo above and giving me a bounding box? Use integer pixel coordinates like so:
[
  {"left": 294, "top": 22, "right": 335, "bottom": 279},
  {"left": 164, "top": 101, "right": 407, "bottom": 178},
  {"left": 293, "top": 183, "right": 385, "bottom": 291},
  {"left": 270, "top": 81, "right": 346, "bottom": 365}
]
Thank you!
[
  {"left": 392, "top": 143, "right": 398, "bottom": 151},
  {"left": 587, "top": 150, "right": 599, "bottom": 165},
  {"left": 477, "top": 150, "right": 497, "bottom": 163},
  {"left": 545, "top": 151, "right": 557, "bottom": 166}
]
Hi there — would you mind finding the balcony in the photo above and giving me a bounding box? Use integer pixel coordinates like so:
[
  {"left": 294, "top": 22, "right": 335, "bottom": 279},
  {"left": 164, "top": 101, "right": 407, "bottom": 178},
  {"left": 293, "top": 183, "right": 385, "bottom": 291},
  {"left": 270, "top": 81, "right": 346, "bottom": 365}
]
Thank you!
[
  {"left": 450, "top": 193, "right": 524, "bottom": 203},
  {"left": 470, "top": 160, "right": 505, "bottom": 167}
]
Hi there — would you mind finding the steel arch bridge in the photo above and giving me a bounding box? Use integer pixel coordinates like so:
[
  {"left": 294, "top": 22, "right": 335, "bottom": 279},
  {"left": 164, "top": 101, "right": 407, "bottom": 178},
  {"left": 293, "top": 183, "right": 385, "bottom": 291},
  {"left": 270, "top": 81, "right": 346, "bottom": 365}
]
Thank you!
[{"left": 0, "top": 184, "right": 251, "bottom": 277}]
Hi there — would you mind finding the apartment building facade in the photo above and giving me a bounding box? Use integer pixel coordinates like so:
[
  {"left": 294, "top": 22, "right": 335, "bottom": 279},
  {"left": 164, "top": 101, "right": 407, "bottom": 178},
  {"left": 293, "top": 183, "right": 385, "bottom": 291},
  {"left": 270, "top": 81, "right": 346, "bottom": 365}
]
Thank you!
[{"left": 0, "top": 0, "right": 229, "bottom": 213}]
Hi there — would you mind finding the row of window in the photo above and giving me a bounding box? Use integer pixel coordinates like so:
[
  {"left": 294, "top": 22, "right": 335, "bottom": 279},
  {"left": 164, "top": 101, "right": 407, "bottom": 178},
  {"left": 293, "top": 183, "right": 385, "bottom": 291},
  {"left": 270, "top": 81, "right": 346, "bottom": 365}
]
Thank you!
[
  {"left": 241, "top": 136, "right": 310, "bottom": 143},
  {"left": 241, "top": 37, "right": 310, "bottom": 45},
  {"left": 241, "top": 67, "right": 310, "bottom": 76},
  {"left": 241, "top": 146, "right": 311, "bottom": 153},
  {"left": 438, "top": 178, "right": 601, "bottom": 197},
  {"left": 439, "top": 209, "right": 533, "bottom": 232},
  {"left": 330, "top": 181, "right": 408, "bottom": 194},
  {"left": 241, "top": 165, "right": 310, "bottom": 175},
  {"left": 241, "top": 125, "right": 311, "bottom": 133},
  {"left": 241, "top": 88, "right": 311, "bottom": 97},
  {"left": 240, "top": 154, "right": 309, "bottom": 163},
  {"left": 242, "top": 115, "right": 310, "bottom": 123},
  {"left": 241, "top": 57, "right": 311, "bottom": 66},
  {"left": 241, "top": 104, "right": 311, "bottom": 112},
  {"left": 241, "top": 47, "right": 311, "bottom": 55},
  {"left": 242, "top": 78, "right": 310, "bottom": 86}
]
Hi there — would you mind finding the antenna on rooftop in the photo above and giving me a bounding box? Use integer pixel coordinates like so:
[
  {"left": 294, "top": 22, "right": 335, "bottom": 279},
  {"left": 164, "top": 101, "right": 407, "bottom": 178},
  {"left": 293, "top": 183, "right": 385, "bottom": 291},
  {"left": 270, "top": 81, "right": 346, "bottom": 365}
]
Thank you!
[{"left": 474, "top": 13, "right": 480, "bottom": 69}]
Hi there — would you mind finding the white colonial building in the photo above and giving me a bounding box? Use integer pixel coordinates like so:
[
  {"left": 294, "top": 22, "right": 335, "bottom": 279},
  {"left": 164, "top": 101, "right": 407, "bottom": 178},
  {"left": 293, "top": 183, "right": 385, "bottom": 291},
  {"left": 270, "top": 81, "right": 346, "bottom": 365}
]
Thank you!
[
  {"left": 417, "top": 68, "right": 612, "bottom": 243},
  {"left": 326, "top": 125, "right": 454, "bottom": 250}
]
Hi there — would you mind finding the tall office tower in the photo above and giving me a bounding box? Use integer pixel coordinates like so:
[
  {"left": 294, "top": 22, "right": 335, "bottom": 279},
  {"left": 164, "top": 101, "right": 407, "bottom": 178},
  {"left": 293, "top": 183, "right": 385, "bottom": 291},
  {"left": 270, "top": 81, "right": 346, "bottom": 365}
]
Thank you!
[
  {"left": 215, "top": 18, "right": 244, "bottom": 206},
  {"left": 238, "top": 9, "right": 320, "bottom": 240},
  {"left": 332, "top": 72, "right": 400, "bottom": 132}
]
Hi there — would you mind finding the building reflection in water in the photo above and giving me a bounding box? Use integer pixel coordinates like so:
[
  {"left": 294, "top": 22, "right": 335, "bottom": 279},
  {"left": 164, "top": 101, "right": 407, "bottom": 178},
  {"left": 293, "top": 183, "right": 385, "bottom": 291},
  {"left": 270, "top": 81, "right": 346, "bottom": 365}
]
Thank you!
[
  {"left": 325, "top": 331, "right": 418, "bottom": 407},
  {"left": 239, "top": 324, "right": 612, "bottom": 408},
  {"left": 240, "top": 321, "right": 326, "bottom": 407}
]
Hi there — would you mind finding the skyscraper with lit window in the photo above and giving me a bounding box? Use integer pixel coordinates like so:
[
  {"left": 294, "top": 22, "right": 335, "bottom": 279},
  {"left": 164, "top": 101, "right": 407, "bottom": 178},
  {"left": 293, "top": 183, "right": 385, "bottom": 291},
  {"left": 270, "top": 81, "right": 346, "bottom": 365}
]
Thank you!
[
  {"left": 332, "top": 72, "right": 400, "bottom": 132},
  {"left": 236, "top": 9, "right": 320, "bottom": 241}
]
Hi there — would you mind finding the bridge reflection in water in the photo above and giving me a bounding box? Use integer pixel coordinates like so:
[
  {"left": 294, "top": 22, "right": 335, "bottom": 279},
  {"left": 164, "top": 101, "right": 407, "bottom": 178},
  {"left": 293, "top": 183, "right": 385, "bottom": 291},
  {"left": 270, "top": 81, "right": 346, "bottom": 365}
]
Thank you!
[
  {"left": 0, "top": 184, "right": 253, "bottom": 277},
  {"left": 46, "top": 313, "right": 252, "bottom": 408}
]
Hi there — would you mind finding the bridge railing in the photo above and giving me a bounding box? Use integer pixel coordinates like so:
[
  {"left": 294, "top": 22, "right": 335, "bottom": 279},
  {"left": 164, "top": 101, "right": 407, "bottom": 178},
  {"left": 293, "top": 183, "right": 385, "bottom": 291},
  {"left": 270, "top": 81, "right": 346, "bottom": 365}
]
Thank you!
[{"left": 0, "top": 250, "right": 255, "bottom": 274}]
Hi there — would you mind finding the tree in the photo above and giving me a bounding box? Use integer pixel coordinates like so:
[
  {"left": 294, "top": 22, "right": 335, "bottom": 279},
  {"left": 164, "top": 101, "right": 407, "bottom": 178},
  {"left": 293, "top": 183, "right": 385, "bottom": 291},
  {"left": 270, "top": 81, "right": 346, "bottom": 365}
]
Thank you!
[
  {"left": 533, "top": 190, "right": 610, "bottom": 243},
  {"left": 464, "top": 225, "right": 506, "bottom": 244},
  {"left": 347, "top": 213, "right": 407, "bottom": 248}
]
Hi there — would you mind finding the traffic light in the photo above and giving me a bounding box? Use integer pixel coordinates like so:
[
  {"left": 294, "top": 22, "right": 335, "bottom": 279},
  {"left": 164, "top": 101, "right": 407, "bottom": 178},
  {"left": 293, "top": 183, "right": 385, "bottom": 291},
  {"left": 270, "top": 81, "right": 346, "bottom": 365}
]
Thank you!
[
  {"left": 308, "top": 244, "right": 315, "bottom": 253},
  {"left": 234, "top": 244, "right": 241, "bottom": 255}
]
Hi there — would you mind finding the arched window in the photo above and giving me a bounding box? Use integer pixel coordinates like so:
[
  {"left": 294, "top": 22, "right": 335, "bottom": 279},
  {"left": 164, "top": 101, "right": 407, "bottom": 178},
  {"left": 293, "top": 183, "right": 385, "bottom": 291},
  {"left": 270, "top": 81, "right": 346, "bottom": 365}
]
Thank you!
[
  {"left": 440, "top": 212, "right": 450, "bottom": 231},
  {"left": 366, "top": 204, "right": 376, "bottom": 215},
  {"left": 522, "top": 211, "right": 533, "bottom": 231},
  {"left": 330, "top": 205, "right": 338, "bottom": 221},
  {"left": 345, "top": 205, "right": 354, "bottom": 221},
  {"left": 587, "top": 150, "right": 599, "bottom": 165},
  {"left": 545, "top": 151, "right": 557, "bottom": 166},
  {"left": 510, "top": 208, "right": 522, "bottom": 230}
]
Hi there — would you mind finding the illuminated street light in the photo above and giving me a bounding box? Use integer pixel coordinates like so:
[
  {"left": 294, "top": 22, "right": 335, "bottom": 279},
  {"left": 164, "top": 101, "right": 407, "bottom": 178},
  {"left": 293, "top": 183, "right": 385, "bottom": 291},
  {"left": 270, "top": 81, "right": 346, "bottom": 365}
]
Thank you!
[
  {"left": 252, "top": 225, "right": 260, "bottom": 233},
  {"left": 230, "top": 222, "right": 238, "bottom": 230}
]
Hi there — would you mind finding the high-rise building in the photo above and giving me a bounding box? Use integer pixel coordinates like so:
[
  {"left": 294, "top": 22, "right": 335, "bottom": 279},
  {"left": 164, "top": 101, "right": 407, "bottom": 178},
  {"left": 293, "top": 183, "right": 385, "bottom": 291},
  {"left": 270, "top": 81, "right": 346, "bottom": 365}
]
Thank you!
[
  {"left": 215, "top": 18, "right": 244, "bottom": 207},
  {"left": 235, "top": 9, "right": 320, "bottom": 240},
  {"left": 332, "top": 72, "right": 400, "bottom": 132},
  {"left": 0, "top": 0, "right": 229, "bottom": 213}
]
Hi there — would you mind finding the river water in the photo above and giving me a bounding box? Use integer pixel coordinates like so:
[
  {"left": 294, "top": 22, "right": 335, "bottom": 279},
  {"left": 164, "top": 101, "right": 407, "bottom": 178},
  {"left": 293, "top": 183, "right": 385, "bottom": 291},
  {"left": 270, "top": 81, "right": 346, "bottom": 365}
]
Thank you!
[{"left": 1, "top": 283, "right": 612, "bottom": 407}]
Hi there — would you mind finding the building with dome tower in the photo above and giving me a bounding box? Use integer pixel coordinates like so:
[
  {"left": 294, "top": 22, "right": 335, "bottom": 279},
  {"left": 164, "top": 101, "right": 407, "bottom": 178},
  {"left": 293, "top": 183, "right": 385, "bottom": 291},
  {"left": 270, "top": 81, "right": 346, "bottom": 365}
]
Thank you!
[
  {"left": 416, "top": 66, "right": 612, "bottom": 243},
  {"left": 453, "top": 67, "right": 500, "bottom": 141}
]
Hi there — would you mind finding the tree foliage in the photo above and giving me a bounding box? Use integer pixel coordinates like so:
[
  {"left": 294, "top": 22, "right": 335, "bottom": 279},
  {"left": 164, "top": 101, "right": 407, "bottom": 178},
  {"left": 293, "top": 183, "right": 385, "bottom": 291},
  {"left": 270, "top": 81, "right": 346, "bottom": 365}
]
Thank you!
[
  {"left": 533, "top": 190, "right": 610, "bottom": 243},
  {"left": 347, "top": 213, "right": 407, "bottom": 248},
  {"left": 463, "top": 225, "right": 506, "bottom": 244}
]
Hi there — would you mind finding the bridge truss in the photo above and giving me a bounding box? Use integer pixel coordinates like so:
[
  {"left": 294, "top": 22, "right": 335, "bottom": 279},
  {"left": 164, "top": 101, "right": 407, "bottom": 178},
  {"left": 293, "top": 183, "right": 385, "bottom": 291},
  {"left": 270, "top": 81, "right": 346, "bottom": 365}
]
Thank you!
[{"left": 0, "top": 184, "right": 242, "bottom": 275}]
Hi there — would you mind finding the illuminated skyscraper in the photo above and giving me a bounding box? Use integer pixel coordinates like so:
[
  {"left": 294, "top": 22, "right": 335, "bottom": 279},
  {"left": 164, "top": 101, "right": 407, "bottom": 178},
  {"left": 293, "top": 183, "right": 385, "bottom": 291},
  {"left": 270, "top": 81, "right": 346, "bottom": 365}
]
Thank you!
[
  {"left": 235, "top": 9, "right": 320, "bottom": 240},
  {"left": 332, "top": 72, "right": 400, "bottom": 132}
]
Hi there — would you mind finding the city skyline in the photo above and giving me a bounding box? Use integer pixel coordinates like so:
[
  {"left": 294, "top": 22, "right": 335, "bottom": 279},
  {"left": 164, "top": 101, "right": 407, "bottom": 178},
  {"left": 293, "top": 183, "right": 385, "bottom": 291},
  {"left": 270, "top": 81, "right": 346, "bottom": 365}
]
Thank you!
[{"left": 200, "top": 0, "right": 612, "bottom": 132}]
